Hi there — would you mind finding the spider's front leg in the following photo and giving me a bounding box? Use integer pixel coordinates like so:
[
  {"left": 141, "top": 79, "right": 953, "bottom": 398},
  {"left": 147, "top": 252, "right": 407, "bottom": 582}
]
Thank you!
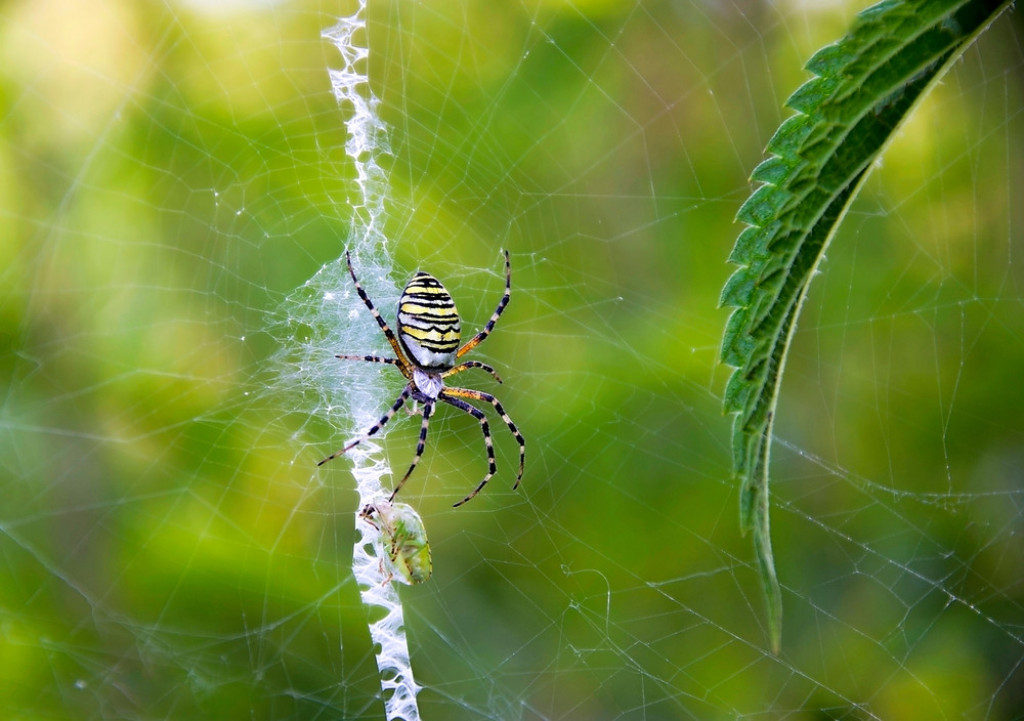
[
  {"left": 445, "top": 386, "right": 525, "bottom": 494},
  {"left": 318, "top": 385, "right": 412, "bottom": 466},
  {"left": 388, "top": 399, "right": 434, "bottom": 502},
  {"left": 439, "top": 392, "right": 497, "bottom": 507}
]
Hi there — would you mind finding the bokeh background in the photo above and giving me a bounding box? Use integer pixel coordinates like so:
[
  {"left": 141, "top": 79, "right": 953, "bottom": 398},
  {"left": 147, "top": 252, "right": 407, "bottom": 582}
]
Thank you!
[{"left": 2, "top": 0, "right": 1023, "bottom": 719}]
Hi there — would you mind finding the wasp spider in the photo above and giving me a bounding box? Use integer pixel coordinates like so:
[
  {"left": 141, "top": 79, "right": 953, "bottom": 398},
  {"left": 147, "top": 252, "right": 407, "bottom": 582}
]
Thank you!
[{"left": 319, "top": 250, "right": 525, "bottom": 507}]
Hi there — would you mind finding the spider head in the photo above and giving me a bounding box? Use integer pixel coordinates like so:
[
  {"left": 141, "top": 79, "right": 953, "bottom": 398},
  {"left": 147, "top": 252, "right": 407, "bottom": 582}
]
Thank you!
[{"left": 412, "top": 368, "right": 443, "bottom": 400}]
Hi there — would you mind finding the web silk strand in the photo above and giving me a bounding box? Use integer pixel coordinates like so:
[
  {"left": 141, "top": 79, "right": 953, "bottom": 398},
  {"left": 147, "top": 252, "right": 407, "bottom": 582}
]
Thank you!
[{"left": 323, "top": 7, "right": 421, "bottom": 721}]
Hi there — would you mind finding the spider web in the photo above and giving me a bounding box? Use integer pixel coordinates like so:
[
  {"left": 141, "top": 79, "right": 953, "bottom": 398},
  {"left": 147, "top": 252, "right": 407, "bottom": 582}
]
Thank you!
[{"left": 2, "top": 1, "right": 1024, "bottom": 719}]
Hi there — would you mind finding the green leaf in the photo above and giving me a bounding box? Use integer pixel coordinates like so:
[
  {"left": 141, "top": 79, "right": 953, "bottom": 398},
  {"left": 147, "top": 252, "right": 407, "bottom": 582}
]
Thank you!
[{"left": 718, "top": 0, "right": 1012, "bottom": 654}]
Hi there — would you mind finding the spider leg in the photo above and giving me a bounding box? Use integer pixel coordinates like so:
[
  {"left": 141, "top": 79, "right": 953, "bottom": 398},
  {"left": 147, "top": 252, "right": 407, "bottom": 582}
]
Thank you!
[
  {"left": 443, "top": 386, "right": 524, "bottom": 491},
  {"left": 346, "top": 251, "right": 412, "bottom": 365},
  {"left": 388, "top": 400, "right": 434, "bottom": 502},
  {"left": 442, "top": 360, "right": 503, "bottom": 384},
  {"left": 455, "top": 249, "right": 511, "bottom": 358},
  {"left": 439, "top": 394, "right": 496, "bottom": 507},
  {"left": 318, "top": 385, "right": 411, "bottom": 466},
  {"left": 336, "top": 354, "right": 402, "bottom": 367}
]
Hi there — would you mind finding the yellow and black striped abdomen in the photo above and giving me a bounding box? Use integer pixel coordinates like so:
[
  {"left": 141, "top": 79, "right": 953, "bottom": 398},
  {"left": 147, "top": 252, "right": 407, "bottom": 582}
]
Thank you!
[{"left": 397, "top": 271, "right": 461, "bottom": 370}]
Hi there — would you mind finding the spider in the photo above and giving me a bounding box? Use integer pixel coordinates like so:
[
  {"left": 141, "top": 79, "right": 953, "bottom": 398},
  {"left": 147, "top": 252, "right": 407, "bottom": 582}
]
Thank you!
[{"left": 319, "top": 250, "right": 525, "bottom": 507}]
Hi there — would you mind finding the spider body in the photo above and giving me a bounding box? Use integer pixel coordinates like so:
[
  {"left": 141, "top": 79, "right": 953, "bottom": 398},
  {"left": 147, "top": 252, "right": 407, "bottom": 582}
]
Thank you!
[
  {"left": 319, "top": 250, "right": 524, "bottom": 507},
  {"left": 397, "top": 271, "right": 460, "bottom": 371}
]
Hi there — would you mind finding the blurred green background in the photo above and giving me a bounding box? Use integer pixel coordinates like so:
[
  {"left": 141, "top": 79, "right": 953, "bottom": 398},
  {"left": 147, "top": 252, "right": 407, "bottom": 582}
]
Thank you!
[{"left": 2, "top": 0, "right": 1023, "bottom": 719}]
